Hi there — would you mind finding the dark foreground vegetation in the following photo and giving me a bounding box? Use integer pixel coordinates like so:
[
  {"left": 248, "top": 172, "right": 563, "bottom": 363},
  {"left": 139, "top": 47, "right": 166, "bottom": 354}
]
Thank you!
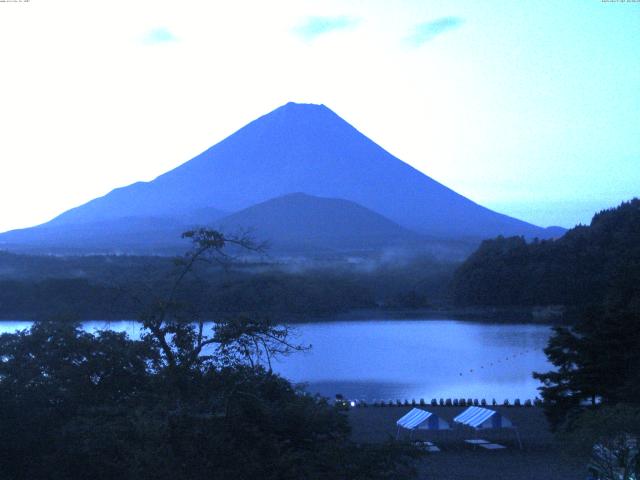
[
  {"left": 0, "top": 230, "right": 419, "bottom": 479},
  {"left": 533, "top": 295, "right": 640, "bottom": 477},
  {"left": 533, "top": 298, "right": 640, "bottom": 478},
  {"left": 0, "top": 322, "right": 421, "bottom": 480}
]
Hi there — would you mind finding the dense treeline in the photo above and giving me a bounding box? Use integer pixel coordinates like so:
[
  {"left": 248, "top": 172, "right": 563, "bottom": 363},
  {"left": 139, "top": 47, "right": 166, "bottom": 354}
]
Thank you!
[
  {"left": 452, "top": 199, "right": 640, "bottom": 308},
  {"left": 0, "top": 253, "right": 453, "bottom": 319}
]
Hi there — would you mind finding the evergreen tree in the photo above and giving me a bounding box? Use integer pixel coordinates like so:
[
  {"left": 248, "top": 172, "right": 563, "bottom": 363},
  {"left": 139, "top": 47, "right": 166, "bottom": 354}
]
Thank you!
[{"left": 534, "top": 304, "right": 640, "bottom": 430}]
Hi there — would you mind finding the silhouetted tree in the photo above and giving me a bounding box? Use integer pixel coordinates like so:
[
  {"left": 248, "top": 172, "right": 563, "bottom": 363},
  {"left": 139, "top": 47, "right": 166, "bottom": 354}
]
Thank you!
[
  {"left": 0, "top": 229, "right": 420, "bottom": 479},
  {"left": 534, "top": 303, "right": 640, "bottom": 430}
]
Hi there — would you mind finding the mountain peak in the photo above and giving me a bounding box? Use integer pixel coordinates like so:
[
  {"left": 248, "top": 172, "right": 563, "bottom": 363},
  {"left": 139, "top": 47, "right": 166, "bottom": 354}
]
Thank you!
[
  {"left": 265, "top": 101, "right": 337, "bottom": 124},
  {"left": 280, "top": 101, "right": 328, "bottom": 110}
]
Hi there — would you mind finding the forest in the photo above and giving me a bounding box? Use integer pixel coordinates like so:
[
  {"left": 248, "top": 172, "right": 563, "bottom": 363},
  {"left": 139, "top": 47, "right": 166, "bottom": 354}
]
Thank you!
[
  {"left": 476, "top": 200, "right": 640, "bottom": 477},
  {"left": 451, "top": 199, "right": 640, "bottom": 310},
  {"left": 0, "top": 251, "right": 452, "bottom": 320}
]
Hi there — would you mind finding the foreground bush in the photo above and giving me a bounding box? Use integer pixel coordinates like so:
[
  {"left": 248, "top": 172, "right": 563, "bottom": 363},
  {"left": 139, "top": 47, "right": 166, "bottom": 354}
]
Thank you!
[{"left": 0, "top": 321, "right": 420, "bottom": 480}]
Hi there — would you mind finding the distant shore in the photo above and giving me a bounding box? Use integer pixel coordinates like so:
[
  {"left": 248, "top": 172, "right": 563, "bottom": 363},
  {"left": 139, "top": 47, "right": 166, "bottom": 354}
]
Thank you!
[
  {"left": 292, "top": 304, "right": 569, "bottom": 324},
  {"left": 0, "top": 305, "right": 570, "bottom": 324}
]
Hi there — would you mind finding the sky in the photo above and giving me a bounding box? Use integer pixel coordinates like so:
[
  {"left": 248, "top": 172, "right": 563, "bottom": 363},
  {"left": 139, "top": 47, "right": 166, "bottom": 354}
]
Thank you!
[{"left": 0, "top": 0, "right": 638, "bottom": 233}]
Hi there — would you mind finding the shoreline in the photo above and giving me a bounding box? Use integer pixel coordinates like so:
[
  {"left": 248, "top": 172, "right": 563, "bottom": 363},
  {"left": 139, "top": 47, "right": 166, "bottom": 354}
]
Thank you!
[
  {"left": 302, "top": 305, "right": 568, "bottom": 324},
  {"left": 0, "top": 305, "right": 569, "bottom": 324}
]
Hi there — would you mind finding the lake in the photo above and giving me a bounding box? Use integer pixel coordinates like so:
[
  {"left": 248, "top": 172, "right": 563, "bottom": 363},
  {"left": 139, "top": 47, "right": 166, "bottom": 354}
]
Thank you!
[{"left": 0, "top": 319, "right": 552, "bottom": 402}]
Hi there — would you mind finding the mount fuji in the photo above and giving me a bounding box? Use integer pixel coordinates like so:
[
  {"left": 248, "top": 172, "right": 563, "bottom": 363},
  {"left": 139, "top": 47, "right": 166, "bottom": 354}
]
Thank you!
[{"left": 0, "top": 102, "right": 563, "bottom": 254}]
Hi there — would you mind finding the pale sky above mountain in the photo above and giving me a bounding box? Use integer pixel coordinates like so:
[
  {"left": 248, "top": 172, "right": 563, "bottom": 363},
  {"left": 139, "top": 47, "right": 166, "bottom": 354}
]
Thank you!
[{"left": 0, "top": 0, "right": 638, "bottom": 233}]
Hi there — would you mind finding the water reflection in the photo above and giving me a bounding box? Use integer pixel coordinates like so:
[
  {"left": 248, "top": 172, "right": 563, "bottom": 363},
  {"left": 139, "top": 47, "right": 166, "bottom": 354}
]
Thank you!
[{"left": 274, "top": 320, "right": 552, "bottom": 401}]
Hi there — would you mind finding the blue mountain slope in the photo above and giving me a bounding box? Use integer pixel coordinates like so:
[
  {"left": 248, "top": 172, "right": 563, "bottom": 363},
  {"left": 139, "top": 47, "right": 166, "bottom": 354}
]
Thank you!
[
  {"left": 3, "top": 102, "right": 563, "bottom": 250},
  {"left": 0, "top": 208, "right": 226, "bottom": 254}
]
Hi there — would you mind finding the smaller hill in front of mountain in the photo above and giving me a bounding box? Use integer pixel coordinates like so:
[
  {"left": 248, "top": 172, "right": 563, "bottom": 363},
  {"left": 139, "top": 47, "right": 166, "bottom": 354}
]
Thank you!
[{"left": 216, "top": 192, "right": 422, "bottom": 254}]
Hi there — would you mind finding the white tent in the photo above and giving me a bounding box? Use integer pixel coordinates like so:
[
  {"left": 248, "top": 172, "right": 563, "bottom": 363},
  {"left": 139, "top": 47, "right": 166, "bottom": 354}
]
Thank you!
[
  {"left": 453, "top": 406, "right": 521, "bottom": 449},
  {"left": 396, "top": 408, "right": 451, "bottom": 439},
  {"left": 453, "top": 406, "right": 513, "bottom": 429}
]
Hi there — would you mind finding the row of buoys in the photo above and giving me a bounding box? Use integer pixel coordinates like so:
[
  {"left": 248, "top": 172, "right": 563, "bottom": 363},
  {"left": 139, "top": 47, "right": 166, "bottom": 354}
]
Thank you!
[
  {"left": 344, "top": 397, "right": 542, "bottom": 408},
  {"left": 458, "top": 349, "right": 533, "bottom": 376}
]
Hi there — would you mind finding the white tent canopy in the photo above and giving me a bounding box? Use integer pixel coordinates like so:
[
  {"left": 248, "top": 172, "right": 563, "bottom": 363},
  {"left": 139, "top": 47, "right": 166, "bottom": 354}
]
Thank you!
[
  {"left": 453, "top": 406, "right": 514, "bottom": 430},
  {"left": 396, "top": 408, "right": 451, "bottom": 431}
]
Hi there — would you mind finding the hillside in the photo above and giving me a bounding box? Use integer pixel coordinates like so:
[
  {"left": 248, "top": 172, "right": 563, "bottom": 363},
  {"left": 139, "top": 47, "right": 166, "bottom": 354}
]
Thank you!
[
  {"left": 216, "top": 193, "right": 423, "bottom": 253},
  {"left": 451, "top": 198, "right": 640, "bottom": 308},
  {"left": 0, "top": 208, "right": 226, "bottom": 254}
]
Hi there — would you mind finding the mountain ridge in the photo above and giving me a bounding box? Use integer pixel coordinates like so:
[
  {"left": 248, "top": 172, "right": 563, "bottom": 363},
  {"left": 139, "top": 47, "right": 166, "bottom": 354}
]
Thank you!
[{"left": 0, "top": 102, "right": 564, "bottom": 254}]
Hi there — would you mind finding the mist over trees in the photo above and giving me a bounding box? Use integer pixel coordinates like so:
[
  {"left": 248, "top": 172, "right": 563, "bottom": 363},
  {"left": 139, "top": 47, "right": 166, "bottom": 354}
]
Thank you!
[{"left": 0, "top": 251, "right": 454, "bottom": 320}]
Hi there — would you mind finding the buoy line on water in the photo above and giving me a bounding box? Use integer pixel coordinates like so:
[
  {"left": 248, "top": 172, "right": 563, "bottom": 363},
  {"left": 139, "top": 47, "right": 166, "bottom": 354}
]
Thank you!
[{"left": 457, "top": 349, "right": 533, "bottom": 376}]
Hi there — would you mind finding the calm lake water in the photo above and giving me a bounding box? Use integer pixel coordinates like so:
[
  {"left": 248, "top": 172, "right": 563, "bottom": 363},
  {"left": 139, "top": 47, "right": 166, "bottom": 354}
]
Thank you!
[{"left": 0, "top": 319, "right": 552, "bottom": 402}]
